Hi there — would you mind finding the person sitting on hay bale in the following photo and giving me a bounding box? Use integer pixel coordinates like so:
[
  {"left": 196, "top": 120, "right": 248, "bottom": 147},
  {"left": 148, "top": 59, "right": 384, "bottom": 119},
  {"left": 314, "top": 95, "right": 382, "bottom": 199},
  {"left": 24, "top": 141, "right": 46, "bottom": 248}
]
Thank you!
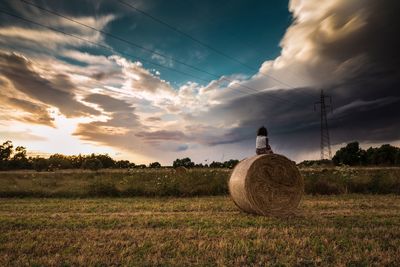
[
  {"left": 256, "top": 126, "right": 273, "bottom": 155},
  {"left": 228, "top": 125, "right": 303, "bottom": 216}
]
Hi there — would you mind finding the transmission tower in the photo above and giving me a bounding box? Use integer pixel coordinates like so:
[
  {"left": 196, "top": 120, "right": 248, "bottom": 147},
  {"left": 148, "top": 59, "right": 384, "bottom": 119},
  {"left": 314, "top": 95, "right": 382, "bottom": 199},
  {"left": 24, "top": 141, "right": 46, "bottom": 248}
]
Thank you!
[{"left": 314, "top": 90, "right": 332, "bottom": 160}]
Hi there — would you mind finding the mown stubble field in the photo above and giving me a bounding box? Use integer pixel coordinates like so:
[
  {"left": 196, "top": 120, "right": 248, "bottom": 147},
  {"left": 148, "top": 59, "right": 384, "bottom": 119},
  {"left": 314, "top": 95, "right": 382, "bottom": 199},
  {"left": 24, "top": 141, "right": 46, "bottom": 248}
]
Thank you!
[{"left": 1, "top": 195, "right": 400, "bottom": 266}]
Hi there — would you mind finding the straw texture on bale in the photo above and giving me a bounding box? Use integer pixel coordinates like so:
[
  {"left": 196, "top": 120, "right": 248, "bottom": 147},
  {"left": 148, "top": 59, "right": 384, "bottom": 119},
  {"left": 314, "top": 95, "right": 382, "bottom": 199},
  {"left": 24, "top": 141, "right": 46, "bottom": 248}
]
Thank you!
[{"left": 229, "top": 154, "right": 303, "bottom": 216}]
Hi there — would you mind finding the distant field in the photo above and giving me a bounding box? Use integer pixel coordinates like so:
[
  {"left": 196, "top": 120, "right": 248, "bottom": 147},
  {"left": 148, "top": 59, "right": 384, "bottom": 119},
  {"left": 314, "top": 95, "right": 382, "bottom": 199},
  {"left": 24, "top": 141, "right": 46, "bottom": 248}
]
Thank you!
[
  {"left": 0, "top": 167, "right": 399, "bottom": 197},
  {"left": 1, "top": 195, "right": 399, "bottom": 266}
]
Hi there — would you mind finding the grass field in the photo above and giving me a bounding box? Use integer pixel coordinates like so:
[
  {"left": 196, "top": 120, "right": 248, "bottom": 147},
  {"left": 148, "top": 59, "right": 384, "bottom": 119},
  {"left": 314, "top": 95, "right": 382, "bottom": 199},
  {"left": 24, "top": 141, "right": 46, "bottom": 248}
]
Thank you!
[
  {"left": 1, "top": 167, "right": 400, "bottom": 197},
  {"left": 1, "top": 195, "right": 400, "bottom": 266}
]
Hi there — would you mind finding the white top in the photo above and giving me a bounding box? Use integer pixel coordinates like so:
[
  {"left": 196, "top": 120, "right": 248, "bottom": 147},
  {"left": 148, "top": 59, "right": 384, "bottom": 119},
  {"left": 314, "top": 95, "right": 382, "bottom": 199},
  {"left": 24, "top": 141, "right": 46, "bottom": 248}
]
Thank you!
[{"left": 256, "top": 136, "right": 267, "bottom": 149}]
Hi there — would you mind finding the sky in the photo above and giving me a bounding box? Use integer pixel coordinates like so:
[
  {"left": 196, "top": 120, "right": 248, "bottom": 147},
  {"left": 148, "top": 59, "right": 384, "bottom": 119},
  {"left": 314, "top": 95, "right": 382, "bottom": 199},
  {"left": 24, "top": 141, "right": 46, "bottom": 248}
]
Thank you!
[{"left": 0, "top": 0, "right": 399, "bottom": 165}]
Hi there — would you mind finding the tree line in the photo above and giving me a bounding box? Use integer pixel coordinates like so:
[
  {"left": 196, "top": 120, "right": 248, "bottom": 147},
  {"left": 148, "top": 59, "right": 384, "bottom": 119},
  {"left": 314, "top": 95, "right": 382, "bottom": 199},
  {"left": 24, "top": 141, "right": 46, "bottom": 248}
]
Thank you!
[
  {"left": 299, "top": 142, "right": 400, "bottom": 167},
  {"left": 332, "top": 142, "right": 400, "bottom": 166},
  {"left": 3, "top": 140, "right": 397, "bottom": 171},
  {"left": 0, "top": 141, "right": 239, "bottom": 171},
  {"left": 172, "top": 157, "right": 239, "bottom": 169}
]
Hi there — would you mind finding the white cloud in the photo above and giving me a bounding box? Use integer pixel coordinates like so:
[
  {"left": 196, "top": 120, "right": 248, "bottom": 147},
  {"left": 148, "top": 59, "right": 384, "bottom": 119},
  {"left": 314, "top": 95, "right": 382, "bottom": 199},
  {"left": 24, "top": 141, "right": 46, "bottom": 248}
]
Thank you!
[
  {"left": 0, "top": 8, "right": 115, "bottom": 51},
  {"left": 1, "top": 0, "right": 399, "bottom": 164}
]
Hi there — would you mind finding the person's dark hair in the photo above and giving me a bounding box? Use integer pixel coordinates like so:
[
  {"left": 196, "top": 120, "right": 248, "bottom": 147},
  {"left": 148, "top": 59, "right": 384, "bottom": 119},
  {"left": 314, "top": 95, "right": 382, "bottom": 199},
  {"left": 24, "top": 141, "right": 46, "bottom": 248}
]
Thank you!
[{"left": 257, "top": 126, "right": 268, "bottom": 136}]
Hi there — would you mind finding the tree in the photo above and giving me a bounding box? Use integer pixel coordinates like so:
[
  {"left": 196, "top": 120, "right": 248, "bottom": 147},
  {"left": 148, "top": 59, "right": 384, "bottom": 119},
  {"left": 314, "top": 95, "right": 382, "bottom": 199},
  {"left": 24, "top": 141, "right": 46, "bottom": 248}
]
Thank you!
[
  {"left": 210, "top": 161, "right": 224, "bottom": 168},
  {"left": 223, "top": 159, "right": 239, "bottom": 169},
  {"left": 32, "top": 157, "right": 49, "bottom": 172},
  {"left": 149, "top": 162, "right": 161, "bottom": 168},
  {"left": 364, "top": 145, "right": 400, "bottom": 165},
  {"left": 173, "top": 157, "right": 194, "bottom": 168},
  {"left": 395, "top": 150, "right": 400, "bottom": 165},
  {"left": 91, "top": 154, "right": 115, "bottom": 168},
  {"left": 374, "top": 144, "right": 398, "bottom": 165},
  {"left": 128, "top": 162, "right": 136, "bottom": 168},
  {"left": 0, "top": 141, "right": 14, "bottom": 170},
  {"left": 0, "top": 140, "right": 13, "bottom": 161},
  {"left": 69, "top": 154, "right": 84, "bottom": 168},
  {"left": 11, "top": 146, "right": 30, "bottom": 169},
  {"left": 116, "top": 160, "right": 131, "bottom": 168},
  {"left": 13, "top": 146, "right": 27, "bottom": 160},
  {"left": 366, "top": 147, "right": 378, "bottom": 165},
  {"left": 332, "top": 142, "right": 364, "bottom": 166},
  {"left": 136, "top": 164, "right": 146, "bottom": 169},
  {"left": 48, "top": 154, "right": 72, "bottom": 169},
  {"left": 82, "top": 158, "right": 103, "bottom": 171}
]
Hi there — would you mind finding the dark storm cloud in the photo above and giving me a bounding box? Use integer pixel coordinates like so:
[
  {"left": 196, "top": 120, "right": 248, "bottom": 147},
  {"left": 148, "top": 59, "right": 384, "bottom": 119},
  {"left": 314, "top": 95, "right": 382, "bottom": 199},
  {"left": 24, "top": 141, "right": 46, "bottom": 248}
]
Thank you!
[
  {"left": 0, "top": 52, "right": 100, "bottom": 117},
  {"left": 314, "top": 0, "right": 400, "bottom": 68},
  {"left": 201, "top": 88, "right": 317, "bottom": 147},
  {"left": 203, "top": 80, "right": 400, "bottom": 155},
  {"left": 1, "top": 0, "right": 399, "bottom": 163},
  {"left": 196, "top": 0, "right": 400, "bottom": 157},
  {"left": 205, "top": 85, "right": 399, "bottom": 156}
]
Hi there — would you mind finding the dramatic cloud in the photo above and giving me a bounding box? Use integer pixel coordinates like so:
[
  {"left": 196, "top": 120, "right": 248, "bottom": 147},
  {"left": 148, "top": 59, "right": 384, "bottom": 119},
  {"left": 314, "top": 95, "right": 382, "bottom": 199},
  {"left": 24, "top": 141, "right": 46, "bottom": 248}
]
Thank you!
[
  {"left": 0, "top": 3, "right": 115, "bottom": 53},
  {"left": 0, "top": 51, "right": 100, "bottom": 117},
  {"left": 1, "top": 0, "right": 399, "bottom": 163},
  {"left": 111, "top": 56, "right": 175, "bottom": 95},
  {"left": 182, "top": 0, "right": 400, "bottom": 160},
  {"left": 2, "top": 96, "right": 54, "bottom": 126}
]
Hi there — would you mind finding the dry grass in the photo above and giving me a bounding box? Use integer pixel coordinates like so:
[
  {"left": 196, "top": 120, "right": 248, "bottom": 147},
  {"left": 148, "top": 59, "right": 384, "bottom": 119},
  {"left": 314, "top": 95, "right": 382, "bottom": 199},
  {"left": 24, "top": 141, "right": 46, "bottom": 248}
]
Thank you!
[
  {"left": 1, "top": 167, "right": 400, "bottom": 197},
  {"left": 1, "top": 195, "right": 400, "bottom": 266},
  {"left": 0, "top": 169, "right": 230, "bottom": 197}
]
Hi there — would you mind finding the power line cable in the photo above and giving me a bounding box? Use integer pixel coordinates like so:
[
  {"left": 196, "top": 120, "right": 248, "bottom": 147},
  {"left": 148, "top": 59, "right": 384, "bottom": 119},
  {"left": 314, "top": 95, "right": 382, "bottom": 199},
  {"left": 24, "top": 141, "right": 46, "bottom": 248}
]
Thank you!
[
  {"left": 0, "top": 9, "right": 209, "bottom": 84},
  {"left": 0, "top": 9, "right": 328, "bottom": 154},
  {"left": 16, "top": 1, "right": 308, "bottom": 107},
  {"left": 116, "top": 0, "right": 257, "bottom": 70},
  {"left": 0, "top": 8, "right": 307, "bottom": 108},
  {"left": 116, "top": 0, "right": 317, "bottom": 97},
  {"left": 195, "top": 4, "right": 316, "bottom": 98}
]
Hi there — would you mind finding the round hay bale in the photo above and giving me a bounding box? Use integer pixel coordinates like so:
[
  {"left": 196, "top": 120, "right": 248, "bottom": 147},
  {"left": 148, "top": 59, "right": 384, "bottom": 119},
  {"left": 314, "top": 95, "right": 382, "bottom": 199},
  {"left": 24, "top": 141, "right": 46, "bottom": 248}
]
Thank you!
[
  {"left": 174, "top": 166, "right": 187, "bottom": 174},
  {"left": 229, "top": 154, "right": 303, "bottom": 216}
]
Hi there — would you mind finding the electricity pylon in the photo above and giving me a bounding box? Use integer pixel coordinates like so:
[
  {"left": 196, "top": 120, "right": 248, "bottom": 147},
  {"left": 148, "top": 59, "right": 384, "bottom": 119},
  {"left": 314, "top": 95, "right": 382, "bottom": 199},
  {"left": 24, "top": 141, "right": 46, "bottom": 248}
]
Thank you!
[{"left": 314, "top": 90, "right": 332, "bottom": 160}]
